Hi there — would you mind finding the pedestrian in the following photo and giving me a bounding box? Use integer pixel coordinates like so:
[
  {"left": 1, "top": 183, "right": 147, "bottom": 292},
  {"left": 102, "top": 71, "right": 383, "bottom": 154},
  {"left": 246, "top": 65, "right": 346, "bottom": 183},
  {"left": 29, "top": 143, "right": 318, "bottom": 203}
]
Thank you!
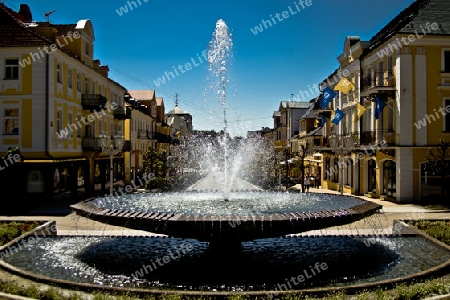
[
  {"left": 304, "top": 173, "right": 310, "bottom": 192},
  {"left": 315, "top": 172, "right": 321, "bottom": 188}
]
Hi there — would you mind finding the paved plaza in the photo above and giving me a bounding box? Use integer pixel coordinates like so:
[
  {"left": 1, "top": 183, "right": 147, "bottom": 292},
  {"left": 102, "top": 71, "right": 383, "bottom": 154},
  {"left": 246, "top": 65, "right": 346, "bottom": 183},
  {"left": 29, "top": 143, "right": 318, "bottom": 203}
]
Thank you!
[{"left": 0, "top": 186, "right": 448, "bottom": 237}]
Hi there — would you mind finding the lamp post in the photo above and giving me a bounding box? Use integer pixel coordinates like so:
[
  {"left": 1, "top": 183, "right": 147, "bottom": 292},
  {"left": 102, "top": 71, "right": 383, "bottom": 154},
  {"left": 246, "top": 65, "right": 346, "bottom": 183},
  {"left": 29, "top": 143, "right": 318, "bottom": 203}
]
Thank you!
[
  {"left": 329, "top": 134, "right": 354, "bottom": 195},
  {"left": 285, "top": 139, "right": 291, "bottom": 179},
  {"left": 100, "top": 131, "right": 124, "bottom": 196}
]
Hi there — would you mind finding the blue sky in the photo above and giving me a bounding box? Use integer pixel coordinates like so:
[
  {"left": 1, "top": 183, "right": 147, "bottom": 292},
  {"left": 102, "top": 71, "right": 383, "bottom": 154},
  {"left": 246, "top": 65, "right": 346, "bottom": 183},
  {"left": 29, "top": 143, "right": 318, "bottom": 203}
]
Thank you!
[{"left": 8, "top": 0, "right": 414, "bottom": 136}]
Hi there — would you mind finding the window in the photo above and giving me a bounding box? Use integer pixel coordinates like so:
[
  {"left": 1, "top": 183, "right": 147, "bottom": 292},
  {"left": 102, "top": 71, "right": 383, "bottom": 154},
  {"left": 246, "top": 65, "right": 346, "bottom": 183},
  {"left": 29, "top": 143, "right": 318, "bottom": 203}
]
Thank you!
[
  {"left": 84, "top": 78, "right": 89, "bottom": 93},
  {"left": 445, "top": 99, "right": 450, "bottom": 132},
  {"left": 4, "top": 109, "right": 19, "bottom": 135},
  {"left": 444, "top": 50, "right": 450, "bottom": 73},
  {"left": 68, "top": 113, "right": 73, "bottom": 137},
  {"left": 68, "top": 69, "right": 73, "bottom": 89},
  {"left": 4, "top": 59, "right": 19, "bottom": 79},
  {"left": 77, "top": 73, "right": 81, "bottom": 92},
  {"left": 56, "top": 110, "right": 62, "bottom": 135},
  {"left": 92, "top": 81, "right": 95, "bottom": 94},
  {"left": 85, "top": 42, "right": 90, "bottom": 56},
  {"left": 77, "top": 114, "right": 81, "bottom": 137},
  {"left": 332, "top": 157, "right": 339, "bottom": 183},
  {"left": 387, "top": 56, "right": 393, "bottom": 74},
  {"left": 57, "top": 63, "right": 62, "bottom": 83},
  {"left": 368, "top": 159, "right": 377, "bottom": 193},
  {"left": 345, "top": 158, "right": 353, "bottom": 187}
]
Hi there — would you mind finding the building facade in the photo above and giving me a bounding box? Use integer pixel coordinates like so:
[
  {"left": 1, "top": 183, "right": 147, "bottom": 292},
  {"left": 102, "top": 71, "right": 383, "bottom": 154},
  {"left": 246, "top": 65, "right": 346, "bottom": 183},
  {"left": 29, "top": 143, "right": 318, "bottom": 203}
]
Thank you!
[
  {"left": 0, "top": 3, "right": 129, "bottom": 201},
  {"left": 296, "top": 0, "right": 450, "bottom": 203}
]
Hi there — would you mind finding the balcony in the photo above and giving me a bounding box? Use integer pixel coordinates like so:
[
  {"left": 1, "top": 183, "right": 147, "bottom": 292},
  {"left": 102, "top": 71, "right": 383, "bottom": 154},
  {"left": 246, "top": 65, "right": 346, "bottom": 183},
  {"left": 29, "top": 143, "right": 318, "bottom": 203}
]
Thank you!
[
  {"left": 82, "top": 137, "right": 103, "bottom": 151},
  {"left": 361, "top": 71, "right": 396, "bottom": 97},
  {"left": 82, "top": 94, "right": 107, "bottom": 111},
  {"left": 138, "top": 129, "right": 148, "bottom": 139},
  {"left": 82, "top": 137, "right": 131, "bottom": 151},
  {"left": 113, "top": 106, "right": 132, "bottom": 120},
  {"left": 360, "top": 130, "right": 396, "bottom": 146},
  {"left": 157, "top": 132, "right": 172, "bottom": 143}
]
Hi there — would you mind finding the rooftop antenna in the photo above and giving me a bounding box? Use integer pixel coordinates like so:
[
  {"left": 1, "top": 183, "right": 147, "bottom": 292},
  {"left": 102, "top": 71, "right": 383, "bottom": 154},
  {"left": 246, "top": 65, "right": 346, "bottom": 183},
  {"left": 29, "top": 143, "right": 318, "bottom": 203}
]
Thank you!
[
  {"left": 175, "top": 93, "right": 179, "bottom": 107},
  {"left": 44, "top": 10, "right": 56, "bottom": 23}
]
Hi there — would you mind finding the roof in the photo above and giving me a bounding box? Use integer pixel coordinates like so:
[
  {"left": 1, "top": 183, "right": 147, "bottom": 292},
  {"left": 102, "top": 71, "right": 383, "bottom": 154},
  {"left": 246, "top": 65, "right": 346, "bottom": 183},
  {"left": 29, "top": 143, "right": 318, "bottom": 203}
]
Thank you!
[
  {"left": 363, "top": 0, "right": 450, "bottom": 57},
  {"left": 128, "top": 90, "right": 156, "bottom": 101},
  {"left": 280, "top": 101, "right": 312, "bottom": 109},
  {"left": 167, "top": 105, "right": 189, "bottom": 115},
  {"left": 0, "top": 3, "right": 52, "bottom": 47},
  {"left": 156, "top": 97, "right": 164, "bottom": 106}
]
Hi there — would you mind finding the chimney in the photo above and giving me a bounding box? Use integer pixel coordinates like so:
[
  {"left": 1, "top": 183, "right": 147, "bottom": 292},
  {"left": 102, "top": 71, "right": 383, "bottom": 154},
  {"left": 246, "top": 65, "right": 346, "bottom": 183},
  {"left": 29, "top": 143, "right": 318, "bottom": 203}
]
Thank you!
[
  {"left": 99, "top": 65, "right": 109, "bottom": 78},
  {"left": 93, "top": 59, "right": 100, "bottom": 71},
  {"left": 18, "top": 4, "right": 32, "bottom": 22}
]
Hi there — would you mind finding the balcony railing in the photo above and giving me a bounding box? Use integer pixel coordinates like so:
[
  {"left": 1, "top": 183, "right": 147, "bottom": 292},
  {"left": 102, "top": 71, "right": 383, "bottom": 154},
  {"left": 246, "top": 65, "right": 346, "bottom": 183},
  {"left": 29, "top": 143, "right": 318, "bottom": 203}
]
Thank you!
[
  {"left": 82, "top": 137, "right": 131, "bottom": 151},
  {"left": 81, "top": 94, "right": 107, "bottom": 111},
  {"left": 157, "top": 132, "right": 172, "bottom": 143},
  {"left": 138, "top": 129, "right": 148, "bottom": 139},
  {"left": 360, "top": 130, "right": 396, "bottom": 146},
  {"left": 361, "top": 71, "right": 396, "bottom": 94},
  {"left": 113, "top": 106, "right": 132, "bottom": 120}
]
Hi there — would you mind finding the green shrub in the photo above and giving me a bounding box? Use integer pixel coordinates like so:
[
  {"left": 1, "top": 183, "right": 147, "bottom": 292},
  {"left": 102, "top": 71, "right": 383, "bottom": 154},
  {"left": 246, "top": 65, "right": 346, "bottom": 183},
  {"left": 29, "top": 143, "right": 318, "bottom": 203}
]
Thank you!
[
  {"left": 409, "top": 220, "right": 450, "bottom": 245},
  {"left": 0, "top": 221, "right": 41, "bottom": 246},
  {"left": 145, "top": 176, "right": 173, "bottom": 191}
]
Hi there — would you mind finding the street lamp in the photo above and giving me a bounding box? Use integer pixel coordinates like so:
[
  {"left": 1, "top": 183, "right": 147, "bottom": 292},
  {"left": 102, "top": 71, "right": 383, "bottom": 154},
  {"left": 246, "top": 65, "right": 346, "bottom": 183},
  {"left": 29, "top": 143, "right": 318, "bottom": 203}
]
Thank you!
[
  {"left": 329, "top": 134, "right": 355, "bottom": 195},
  {"left": 285, "top": 139, "right": 291, "bottom": 178},
  {"left": 100, "top": 131, "right": 124, "bottom": 196}
]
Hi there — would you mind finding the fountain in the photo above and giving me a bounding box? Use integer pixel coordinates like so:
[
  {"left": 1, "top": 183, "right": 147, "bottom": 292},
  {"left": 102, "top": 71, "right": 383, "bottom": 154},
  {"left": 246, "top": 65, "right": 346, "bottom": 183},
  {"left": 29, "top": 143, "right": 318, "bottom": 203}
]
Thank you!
[
  {"left": 71, "top": 19, "right": 381, "bottom": 247},
  {"left": 2, "top": 19, "right": 450, "bottom": 296}
]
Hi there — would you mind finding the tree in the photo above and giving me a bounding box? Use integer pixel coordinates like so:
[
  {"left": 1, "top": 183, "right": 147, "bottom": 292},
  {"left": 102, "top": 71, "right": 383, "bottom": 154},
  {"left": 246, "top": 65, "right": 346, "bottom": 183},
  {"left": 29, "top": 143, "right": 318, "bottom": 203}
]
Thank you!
[{"left": 425, "top": 139, "right": 450, "bottom": 202}]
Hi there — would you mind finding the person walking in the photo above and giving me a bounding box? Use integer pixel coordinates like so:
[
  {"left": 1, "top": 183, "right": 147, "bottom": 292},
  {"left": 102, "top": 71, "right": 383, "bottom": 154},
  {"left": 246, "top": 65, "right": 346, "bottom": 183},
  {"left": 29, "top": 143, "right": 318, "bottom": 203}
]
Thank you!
[
  {"left": 304, "top": 173, "right": 310, "bottom": 192},
  {"left": 315, "top": 172, "right": 321, "bottom": 188}
]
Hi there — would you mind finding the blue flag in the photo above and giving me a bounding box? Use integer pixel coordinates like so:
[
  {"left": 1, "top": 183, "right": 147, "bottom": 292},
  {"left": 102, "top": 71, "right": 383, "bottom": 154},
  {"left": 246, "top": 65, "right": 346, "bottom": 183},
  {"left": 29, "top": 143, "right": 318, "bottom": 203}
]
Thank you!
[
  {"left": 319, "top": 87, "right": 337, "bottom": 109},
  {"left": 331, "top": 109, "right": 345, "bottom": 125},
  {"left": 375, "top": 97, "right": 386, "bottom": 119}
]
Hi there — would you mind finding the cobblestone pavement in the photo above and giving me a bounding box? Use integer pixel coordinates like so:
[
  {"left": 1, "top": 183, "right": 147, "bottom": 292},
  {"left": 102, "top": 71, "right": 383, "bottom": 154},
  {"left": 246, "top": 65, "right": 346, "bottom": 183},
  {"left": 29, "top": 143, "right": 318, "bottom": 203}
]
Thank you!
[{"left": 0, "top": 186, "right": 448, "bottom": 236}]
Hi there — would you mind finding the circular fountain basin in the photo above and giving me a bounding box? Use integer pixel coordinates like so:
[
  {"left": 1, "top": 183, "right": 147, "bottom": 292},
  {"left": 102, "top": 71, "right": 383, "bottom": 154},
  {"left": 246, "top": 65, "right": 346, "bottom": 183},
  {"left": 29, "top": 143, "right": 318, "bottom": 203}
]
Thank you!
[
  {"left": 2, "top": 234, "right": 450, "bottom": 293},
  {"left": 71, "top": 191, "right": 382, "bottom": 243}
]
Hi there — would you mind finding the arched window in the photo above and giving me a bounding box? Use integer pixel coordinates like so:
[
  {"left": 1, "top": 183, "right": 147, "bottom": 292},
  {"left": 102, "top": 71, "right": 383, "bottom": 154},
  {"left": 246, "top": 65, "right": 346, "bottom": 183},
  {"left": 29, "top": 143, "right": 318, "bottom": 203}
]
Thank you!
[
  {"left": 325, "top": 157, "right": 330, "bottom": 180},
  {"left": 383, "top": 160, "right": 396, "bottom": 198},
  {"left": 368, "top": 159, "right": 377, "bottom": 193},
  {"left": 333, "top": 157, "right": 339, "bottom": 183},
  {"left": 345, "top": 158, "right": 353, "bottom": 187}
]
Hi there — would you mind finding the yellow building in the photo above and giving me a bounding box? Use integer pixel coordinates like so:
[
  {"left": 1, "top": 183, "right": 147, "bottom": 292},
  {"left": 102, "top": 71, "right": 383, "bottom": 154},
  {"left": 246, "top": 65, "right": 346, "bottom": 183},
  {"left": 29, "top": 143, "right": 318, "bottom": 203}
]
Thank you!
[
  {"left": 314, "top": 0, "right": 450, "bottom": 202},
  {"left": 0, "top": 3, "right": 129, "bottom": 202},
  {"left": 124, "top": 90, "right": 158, "bottom": 184}
]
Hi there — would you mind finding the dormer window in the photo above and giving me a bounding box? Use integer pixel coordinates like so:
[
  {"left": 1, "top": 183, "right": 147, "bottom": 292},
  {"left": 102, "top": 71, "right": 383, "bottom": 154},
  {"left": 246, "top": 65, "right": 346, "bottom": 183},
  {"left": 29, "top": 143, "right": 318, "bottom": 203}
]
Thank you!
[
  {"left": 85, "top": 42, "right": 90, "bottom": 56},
  {"left": 57, "top": 63, "right": 62, "bottom": 83}
]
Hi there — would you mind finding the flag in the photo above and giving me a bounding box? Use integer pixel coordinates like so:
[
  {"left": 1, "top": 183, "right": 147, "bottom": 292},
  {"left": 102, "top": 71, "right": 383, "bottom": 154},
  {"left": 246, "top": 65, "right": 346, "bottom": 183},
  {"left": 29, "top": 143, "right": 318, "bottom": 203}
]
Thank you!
[
  {"left": 354, "top": 102, "right": 367, "bottom": 123},
  {"left": 331, "top": 109, "right": 345, "bottom": 125},
  {"left": 319, "top": 87, "right": 337, "bottom": 109},
  {"left": 335, "top": 77, "right": 355, "bottom": 94},
  {"left": 374, "top": 97, "right": 386, "bottom": 119}
]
